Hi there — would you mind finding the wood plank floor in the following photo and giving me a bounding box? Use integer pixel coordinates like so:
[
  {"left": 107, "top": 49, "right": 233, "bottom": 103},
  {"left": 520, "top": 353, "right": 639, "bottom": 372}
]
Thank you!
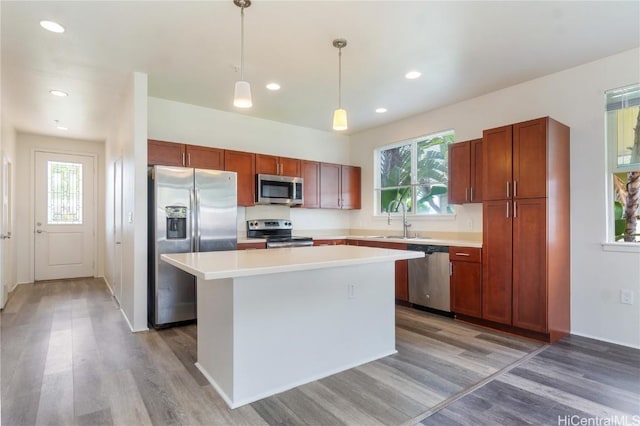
[{"left": 1, "top": 278, "right": 638, "bottom": 425}]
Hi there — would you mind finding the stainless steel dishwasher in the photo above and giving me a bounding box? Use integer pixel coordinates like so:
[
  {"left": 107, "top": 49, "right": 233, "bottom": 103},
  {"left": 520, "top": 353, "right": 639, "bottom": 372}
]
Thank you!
[{"left": 407, "top": 244, "right": 451, "bottom": 313}]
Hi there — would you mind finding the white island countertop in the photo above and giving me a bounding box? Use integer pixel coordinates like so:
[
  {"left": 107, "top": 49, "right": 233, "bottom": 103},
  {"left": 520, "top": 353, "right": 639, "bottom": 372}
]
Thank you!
[{"left": 161, "top": 244, "right": 423, "bottom": 280}]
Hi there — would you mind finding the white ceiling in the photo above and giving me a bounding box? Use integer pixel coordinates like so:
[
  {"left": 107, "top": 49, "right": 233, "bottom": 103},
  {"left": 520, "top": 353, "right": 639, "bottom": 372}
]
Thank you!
[{"left": 2, "top": 1, "right": 639, "bottom": 141}]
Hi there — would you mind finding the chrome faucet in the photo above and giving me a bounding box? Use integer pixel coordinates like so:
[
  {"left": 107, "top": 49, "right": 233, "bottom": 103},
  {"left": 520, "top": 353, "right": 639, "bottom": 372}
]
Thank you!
[{"left": 387, "top": 199, "right": 411, "bottom": 238}]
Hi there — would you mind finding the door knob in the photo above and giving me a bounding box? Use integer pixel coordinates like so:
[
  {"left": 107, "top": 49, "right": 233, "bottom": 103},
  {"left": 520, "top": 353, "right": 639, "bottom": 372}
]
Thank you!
[{"left": 36, "top": 229, "right": 46, "bottom": 234}]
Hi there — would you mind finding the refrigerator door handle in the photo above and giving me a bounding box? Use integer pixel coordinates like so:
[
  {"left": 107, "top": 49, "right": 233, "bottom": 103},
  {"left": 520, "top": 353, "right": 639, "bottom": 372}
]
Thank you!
[
  {"left": 195, "top": 188, "right": 201, "bottom": 252},
  {"left": 190, "top": 188, "right": 196, "bottom": 252}
]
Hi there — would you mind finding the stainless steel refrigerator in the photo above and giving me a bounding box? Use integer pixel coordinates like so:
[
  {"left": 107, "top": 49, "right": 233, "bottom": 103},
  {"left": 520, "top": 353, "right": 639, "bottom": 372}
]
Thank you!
[{"left": 148, "top": 165, "right": 237, "bottom": 328}]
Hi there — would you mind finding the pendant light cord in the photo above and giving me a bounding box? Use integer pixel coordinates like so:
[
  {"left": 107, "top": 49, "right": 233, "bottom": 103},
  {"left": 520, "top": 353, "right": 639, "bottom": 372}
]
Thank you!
[
  {"left": 240, "top": 5, "right": 245, "bottom": 81},
  {"left": 338, "top": 47, "right": 342, "bottom": 108}
]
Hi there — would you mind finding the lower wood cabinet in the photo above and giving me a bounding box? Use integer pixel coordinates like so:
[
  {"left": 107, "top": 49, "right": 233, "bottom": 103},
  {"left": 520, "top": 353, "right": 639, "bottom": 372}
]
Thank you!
[
  {"left": 237, "top": 242, "right": 266, "bottom": 250},
  {"left": 313, "top": 239, "right": 346, "bottom": 246},
  {"left": 352, "top": 240, "right": 408, "bottom": 302},
  {"left": 449, "top": 247, "right": 482, "bottom": 318}
]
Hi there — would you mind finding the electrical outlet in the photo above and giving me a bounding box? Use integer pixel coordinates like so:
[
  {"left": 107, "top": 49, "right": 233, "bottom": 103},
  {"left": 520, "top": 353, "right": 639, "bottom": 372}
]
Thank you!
[
  {"left": 467, "top": 219, "right": 473, "bottom": 231},
  {"left": 621, "top": 289, "right": 634, "bottom": 305}
]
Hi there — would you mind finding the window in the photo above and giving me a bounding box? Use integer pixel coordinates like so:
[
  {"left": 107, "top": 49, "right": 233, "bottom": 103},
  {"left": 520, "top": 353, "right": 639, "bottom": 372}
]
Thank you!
[
  {"left": 47, "top": 161, "right": 83, "bottom": 224},
  {"left": 606, "top": 83, "right": 639, "bottom": 243},
  {"left": 375, "top": 130, "right": 454, "bottom": 215}
]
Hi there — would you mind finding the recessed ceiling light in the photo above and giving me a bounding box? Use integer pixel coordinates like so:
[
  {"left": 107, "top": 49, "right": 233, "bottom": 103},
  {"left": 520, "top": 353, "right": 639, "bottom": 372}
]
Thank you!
[
  {"left": 266, "top": 83, "right": 281, "bottom": 91},
  {"left": 375, "top": 107, "right": 387, "bottom": 114},
  {"left": 405, "top": 71, "right": 422, "bottom": 80},
  {"left": 49, "top": 90, "right": 68, "bottom": 97},
  {"left": 40, "top": 20, "right": 65, "bottom": 33}
]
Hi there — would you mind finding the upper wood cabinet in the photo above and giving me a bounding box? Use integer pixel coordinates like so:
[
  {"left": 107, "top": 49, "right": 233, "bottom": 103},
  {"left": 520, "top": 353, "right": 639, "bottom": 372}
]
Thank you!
[
  {"left": 448, "top": 139, "right": 482, "bottom": 204},
  {"left": 483, "top": 117, "right": 549, "bottom": 201},
  {"left": 148, "top": 140, "right": 224, "bottom": 170},
  {"left": 482, "top": 126, "right": 513, "bottom": 201},
  {"left": 255, "top": 154, "right": 301, "bottom": 177},
  {"left": 185, "top": 145, "right": 224, "bottom": 170},
  {"left": 319, "top": 163, "right": 361, "bottom": 210},
  {"left": 319, "top": 163, "right": 341, "bottom": 209},
  {"left": 341, "top": 165, "right": 361, "bottom": 209},
  {"left": 148, "top": 139, "right": 360, "bottom": 211},
  {"left": 224, "top": 150, "right": 255, "bottom": 207},
  {"left": 301, "top": 160, "right": 320, "bottom": 208},
  {"left": 148, "top": 139, "right": 185, "bottom": 166}
]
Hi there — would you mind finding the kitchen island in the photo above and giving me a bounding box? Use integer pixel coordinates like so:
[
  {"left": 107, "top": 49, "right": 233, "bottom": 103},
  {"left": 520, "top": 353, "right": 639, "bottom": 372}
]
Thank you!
[{"left": 162, "top": 245, "right": 423, "bottom": 408}]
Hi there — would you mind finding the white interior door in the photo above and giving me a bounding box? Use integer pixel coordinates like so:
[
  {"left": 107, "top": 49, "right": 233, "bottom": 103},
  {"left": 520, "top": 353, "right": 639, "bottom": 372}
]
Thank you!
[
  {"left": 34, "top": 151, "right": 95, "bottom": 281},
  {"left": 112, "top": 158, "right": 123, "bottom": 303},
  {"left": 1, "top": 155, "right": 13, "bottom": 307}
]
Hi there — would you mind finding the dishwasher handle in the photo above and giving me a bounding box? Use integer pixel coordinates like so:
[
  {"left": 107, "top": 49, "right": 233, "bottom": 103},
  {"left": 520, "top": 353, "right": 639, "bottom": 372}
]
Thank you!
[{"left": 407, "top": 244, "right": 449, "bottom": 254}]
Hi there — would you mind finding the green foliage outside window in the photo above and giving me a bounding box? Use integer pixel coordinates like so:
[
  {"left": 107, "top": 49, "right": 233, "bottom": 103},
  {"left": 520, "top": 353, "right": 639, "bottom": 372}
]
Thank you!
[{"left": 376, "top": 131, "right": 454, "bottom": 215}]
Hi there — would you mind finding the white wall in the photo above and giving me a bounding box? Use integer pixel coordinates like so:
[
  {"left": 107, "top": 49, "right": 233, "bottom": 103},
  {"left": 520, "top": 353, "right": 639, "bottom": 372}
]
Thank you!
[
  {"left": 105, "top": 72, "right": 148, "bottom": 332},
  {"left": 351, "top": 48, "right": 640, "bottom": 348},
  {"left": 13, "top": 132, "right": 105, "bottom": 284},
  {"left": 147, "top": 97, "right": 353, "bottom": 233},
  {"left": 0, "top": 121, "right": 17, "bottom": 297}
]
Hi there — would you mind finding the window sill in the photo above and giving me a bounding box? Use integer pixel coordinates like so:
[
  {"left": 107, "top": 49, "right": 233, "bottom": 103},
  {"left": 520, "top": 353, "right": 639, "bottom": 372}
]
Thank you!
[
  {"left": 601, "top": 242, "right": 640, "bottom": 253},
  {"left": 373, "top": 214, "right": 457, "bottom": 221}
]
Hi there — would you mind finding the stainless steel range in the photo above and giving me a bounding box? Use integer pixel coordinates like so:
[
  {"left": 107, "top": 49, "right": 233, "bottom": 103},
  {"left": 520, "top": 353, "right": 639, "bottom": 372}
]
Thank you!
[{"left": 246, "top": 219, "right": 313, "bottom": 248}]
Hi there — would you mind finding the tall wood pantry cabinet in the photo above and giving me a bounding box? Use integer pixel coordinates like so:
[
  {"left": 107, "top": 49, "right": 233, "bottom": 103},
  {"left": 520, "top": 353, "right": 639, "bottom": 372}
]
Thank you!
[{"left": 481, "top": 117, "right": 570, "bottom": 343}]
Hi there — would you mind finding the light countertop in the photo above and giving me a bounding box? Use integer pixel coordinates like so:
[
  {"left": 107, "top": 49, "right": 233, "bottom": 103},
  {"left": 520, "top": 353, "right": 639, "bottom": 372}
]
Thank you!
[
  {"left": 161, "top": 245, "right": 423, "bottom": 280},
  {"left": 239, "top": 235, "right": 481, "bottom": 248}
]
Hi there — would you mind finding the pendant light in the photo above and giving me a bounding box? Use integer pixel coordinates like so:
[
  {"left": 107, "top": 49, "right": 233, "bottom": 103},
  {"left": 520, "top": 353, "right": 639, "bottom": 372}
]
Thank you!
[
  {"left": 332, "top": 39, "right": 348, "bottom": 131},
  {"left": 233, "top": 0, "right": 252, "bottom": 108}
]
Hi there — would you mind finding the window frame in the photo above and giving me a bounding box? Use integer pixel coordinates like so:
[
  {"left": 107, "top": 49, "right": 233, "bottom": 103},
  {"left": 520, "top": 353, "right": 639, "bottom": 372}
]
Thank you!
[
  {"left": 604, "top": 83, "right": 640, "bottom": 251},
  {"left": 373, "top": 129, "right": 455, "bottom": 218}
]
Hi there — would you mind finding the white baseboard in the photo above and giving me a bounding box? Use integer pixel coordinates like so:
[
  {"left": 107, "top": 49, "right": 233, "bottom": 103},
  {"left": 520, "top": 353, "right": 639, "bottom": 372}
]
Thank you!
[
  {"left": 120, "top": 308, "right": 149, "bottom": 333},
  {"left": 570, "top": 331, "right": 640, "bottom": 350}
]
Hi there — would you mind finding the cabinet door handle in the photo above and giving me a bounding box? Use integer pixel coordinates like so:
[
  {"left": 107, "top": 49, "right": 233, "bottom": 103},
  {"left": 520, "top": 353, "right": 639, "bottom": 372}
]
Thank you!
[
  {"left": 455, "top": 252, "right": 471, "bottom": 256},
  {"left": 506, "top": 201, "right": 510, "bottom": 218},
  {"left": 188, "top": 153, "right": 191, "bottom": 166},
  {"left": 506, "top": 181, "right": 510, "bottom": 198},
  {"left": 513, "top": 180, "right": 517, "bottom": 197},
  {"left": 465, "top": 187, "right": 469, "bottom": 202},
  {"left": 514, "top": 201, "right": 517, "bottom": 218},
  {"left": 182, "top": 152, "right": 186, "bottom": 166},
  {"left": 470, "top": 187, "right": 474, "bottom": 201},
  {"left": 449, "top": 261, "right": 452, "bottom": 276}
]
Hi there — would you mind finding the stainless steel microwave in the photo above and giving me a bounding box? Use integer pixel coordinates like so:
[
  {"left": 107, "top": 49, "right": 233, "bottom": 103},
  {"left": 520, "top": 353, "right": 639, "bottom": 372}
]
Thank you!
[{"left": 256, "top": 174, "right": 304, "bottom": 205}]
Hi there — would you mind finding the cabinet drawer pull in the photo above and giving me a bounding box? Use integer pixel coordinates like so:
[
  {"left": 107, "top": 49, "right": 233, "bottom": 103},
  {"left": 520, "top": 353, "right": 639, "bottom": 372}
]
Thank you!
[
  {"left": 506, "top": 181, "right": 510, "bottom": 198},
  {"left": 513, "top": 180, "right": 517, "bottom": 197},
  {"left": 506, "top": 201, "right": 510, "bottom": 218},
  {"left": 455, "top": 252, "right": 471, "bottom": 256}
]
